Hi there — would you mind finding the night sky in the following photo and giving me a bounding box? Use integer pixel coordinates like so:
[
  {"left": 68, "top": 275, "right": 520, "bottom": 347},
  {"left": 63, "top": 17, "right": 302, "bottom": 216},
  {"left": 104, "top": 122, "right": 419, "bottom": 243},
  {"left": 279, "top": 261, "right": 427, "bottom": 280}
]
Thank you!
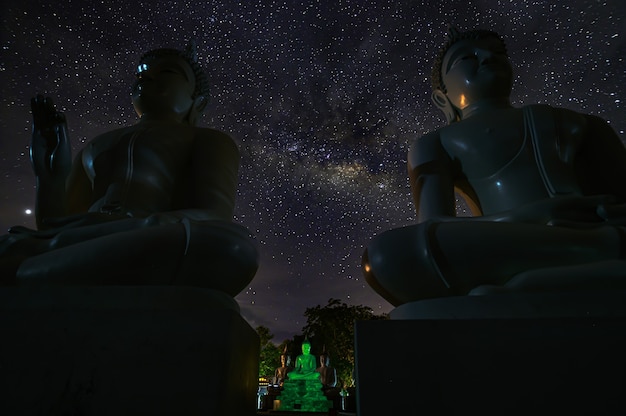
[{"left": 1, "top": 1, "right": 625, "bottom": 342}]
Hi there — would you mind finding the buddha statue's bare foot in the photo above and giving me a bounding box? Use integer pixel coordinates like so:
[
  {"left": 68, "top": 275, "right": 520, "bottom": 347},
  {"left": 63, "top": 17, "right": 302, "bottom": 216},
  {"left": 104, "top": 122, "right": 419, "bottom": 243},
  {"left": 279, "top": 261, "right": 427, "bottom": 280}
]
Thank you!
[
  {"left": 14, "top": 219, "right": 259, "bottom": 297},
  {"left": 362, "top": 222, "right": 458, "bottom": 306},
  {"left": 0, "top": 233, "right": 51, "bottom": 284},
  {"left": 467, "top": 285, "right": 512, "bottom": 296},
  {"left": 0, "top": 232, "right": 48, "bottom": 260}
]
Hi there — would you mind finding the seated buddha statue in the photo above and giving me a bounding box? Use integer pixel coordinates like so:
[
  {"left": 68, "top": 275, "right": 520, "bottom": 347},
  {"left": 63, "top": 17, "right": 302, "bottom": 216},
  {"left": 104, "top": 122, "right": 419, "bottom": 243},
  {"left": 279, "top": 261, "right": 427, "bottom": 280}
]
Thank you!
[
  {"left": 274, "top": 351, "right": 292, "bottom": 387},
  {"left": 362, "top": 27, "right": 626, "bottom": 306},
  {"left": 316, "top": 351, "right": 337, "bottom": 389},
  {"left": 287, "top": 340, "right": 320, "bottom": 381},
  {"left": 0, "top": 41, "right": 258, "bottom": 294}
]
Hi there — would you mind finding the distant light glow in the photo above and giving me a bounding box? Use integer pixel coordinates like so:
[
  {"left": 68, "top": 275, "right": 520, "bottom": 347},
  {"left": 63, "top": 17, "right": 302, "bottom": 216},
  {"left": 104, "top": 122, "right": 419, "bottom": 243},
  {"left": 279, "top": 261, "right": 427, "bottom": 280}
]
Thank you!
[{"left": 24, "top": 209, "right": 32, "bottom": 215}]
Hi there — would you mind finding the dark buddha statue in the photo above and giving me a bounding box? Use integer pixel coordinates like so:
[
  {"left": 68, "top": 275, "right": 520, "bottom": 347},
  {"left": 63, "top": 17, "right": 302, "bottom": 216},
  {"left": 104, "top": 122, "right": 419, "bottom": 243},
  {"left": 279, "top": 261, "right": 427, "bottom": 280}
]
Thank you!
[
  {"left": 363, "top": 27, "right": 626, "bottom": 306},
  {"left": 316, "top": 351, "right": 339, "bottom": 392},
  {"left": 0, "top": 41, "right": 258, "bottom": 294},
  {"left": 274, "top": 351, "right": 292, "bottom": 387}
]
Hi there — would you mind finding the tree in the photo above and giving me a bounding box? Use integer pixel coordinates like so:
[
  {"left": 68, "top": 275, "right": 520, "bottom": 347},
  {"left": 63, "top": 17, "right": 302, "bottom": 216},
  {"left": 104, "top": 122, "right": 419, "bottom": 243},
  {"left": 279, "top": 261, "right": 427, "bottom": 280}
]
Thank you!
[
  {"left": 256, "top": 325, "right": 281, "bottom": 380},
  {"left": 302, "top": 298, "right": 388, "bottom": 388}
]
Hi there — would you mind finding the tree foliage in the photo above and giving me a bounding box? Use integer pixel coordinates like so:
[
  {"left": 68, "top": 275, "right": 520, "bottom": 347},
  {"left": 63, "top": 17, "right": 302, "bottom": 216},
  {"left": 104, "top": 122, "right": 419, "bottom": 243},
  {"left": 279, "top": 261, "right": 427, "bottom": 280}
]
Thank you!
[
  {"left": 256, "top": 325, "right": 281, "bottom": 379},
  {"left": 301, "top": 298, "right": 388, "bottom": 388}
]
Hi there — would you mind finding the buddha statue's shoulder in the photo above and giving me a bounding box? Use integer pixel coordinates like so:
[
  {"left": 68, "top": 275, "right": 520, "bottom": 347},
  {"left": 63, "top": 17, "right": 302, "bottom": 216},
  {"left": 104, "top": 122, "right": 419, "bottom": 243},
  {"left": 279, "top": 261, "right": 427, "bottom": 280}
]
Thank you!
[
  {"left": 546, "top": 105, "right": 593, "bottom": 136},
  {"left": 521, "top": 104, "right": 590, "bottom": 153},
  {"left": 520, "top": 103, "right": 589, "bottom": 126},
  {"left": 408, "top": 130, "right": 447, "bottom": 169},
  {"left": 86, "top": 125, "right": 132, "bottom": 146},
  {"left": 192, "top": 127, "right": 239, "bottom": 157}
]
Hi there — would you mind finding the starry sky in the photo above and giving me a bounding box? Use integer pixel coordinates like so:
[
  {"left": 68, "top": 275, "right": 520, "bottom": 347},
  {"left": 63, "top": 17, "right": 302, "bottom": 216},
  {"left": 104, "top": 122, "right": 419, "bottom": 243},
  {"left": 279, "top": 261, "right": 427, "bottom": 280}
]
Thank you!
[{"left": 1, "top": 0, "right": 625, "bottom": 342}]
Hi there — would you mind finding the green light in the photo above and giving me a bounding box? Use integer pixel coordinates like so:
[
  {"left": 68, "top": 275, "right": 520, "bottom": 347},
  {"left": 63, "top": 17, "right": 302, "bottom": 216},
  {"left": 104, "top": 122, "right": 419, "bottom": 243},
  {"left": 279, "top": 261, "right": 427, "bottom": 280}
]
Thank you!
[{"left": 277, "top": 378, "right": 333, "bottom": 412}]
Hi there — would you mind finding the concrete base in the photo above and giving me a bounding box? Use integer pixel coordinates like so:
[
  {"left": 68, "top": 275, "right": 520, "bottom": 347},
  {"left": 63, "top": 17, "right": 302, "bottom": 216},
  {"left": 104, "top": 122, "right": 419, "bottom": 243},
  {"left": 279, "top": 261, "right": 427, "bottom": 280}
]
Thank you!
[
  {"left": 355, "top": 291, "right": 626, "bottom": 415},
  {"left": 0, "top": 286, "right": 260, "bottom": 416}
]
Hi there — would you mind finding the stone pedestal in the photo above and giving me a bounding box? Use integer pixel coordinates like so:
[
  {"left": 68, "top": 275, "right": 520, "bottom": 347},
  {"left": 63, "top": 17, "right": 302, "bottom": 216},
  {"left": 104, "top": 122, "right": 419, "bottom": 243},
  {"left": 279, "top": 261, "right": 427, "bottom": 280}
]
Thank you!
[
  {"left": 277, "top": 378, "right": 333, "bottom": 412},
  {"left": 355, "top": 291, "right": 626, "bottom": 415},
  {"left": 0, "top": 286, "right": 260, "bottom": 416}
]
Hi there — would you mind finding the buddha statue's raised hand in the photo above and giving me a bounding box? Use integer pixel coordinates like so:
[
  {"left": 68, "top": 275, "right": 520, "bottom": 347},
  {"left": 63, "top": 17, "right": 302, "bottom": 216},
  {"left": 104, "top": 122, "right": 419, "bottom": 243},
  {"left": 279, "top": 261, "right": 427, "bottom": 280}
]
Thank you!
[{"left": 30, "top": 95, "right": 71, "bottom": 178}]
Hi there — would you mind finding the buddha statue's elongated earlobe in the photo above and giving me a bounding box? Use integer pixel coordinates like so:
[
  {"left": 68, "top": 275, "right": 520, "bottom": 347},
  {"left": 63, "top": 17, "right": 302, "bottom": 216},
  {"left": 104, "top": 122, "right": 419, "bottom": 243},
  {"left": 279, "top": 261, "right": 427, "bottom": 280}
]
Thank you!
[
  {"left": 184, "top": 39, "right": 199, "bottom": 63},
  {"left": 447, "top": 25, "right": 460, "bottom": 41},
  {"left": 181, "top": 39, "right": 210, "bottom": 108},
  {"left": 431, "top": 89, "right": 459, "bottom": 124}
]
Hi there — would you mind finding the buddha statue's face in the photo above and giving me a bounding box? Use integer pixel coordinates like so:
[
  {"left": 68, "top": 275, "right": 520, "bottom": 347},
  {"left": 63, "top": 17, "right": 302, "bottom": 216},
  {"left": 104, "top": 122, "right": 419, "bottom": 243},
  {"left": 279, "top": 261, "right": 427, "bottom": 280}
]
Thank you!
[
  {"left": 302, "top": 343, "right": 311, "bottom": 355},
  {"left": 131, "top": 54, "right": 197, "bottom": 122},
  {"left": 441, "top": 36, "right": 513, "bottom": 110}
]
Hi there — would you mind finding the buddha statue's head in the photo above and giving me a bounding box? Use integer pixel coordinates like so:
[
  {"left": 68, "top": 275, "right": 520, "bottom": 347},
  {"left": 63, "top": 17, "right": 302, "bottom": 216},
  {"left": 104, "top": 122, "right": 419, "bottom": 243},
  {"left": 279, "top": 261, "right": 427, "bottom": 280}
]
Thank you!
[
  {"left": 301, "top": 340, "right": 312, "bottom": 355},
  {"left": 430, "top": 27, "right": 513, "bottom": 123},
  {"left": 132, "top": 40, "right": 210, "bottom": 126},
  {"left": 319, "top": 352, "right": 330, "bottom": 367}
]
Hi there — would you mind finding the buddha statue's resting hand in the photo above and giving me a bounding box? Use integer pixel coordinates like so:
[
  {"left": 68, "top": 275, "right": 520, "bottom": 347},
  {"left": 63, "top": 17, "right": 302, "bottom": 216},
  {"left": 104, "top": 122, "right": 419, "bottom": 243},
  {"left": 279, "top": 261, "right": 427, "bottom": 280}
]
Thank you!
[
  {"left": 142, "top": 210, "right": 230, "bottom": 225},
  {"left": 594, "top": 202, "right": 626, "bottom": 226},
  {"left": 8, "top": 212, "right": 135, "bottom": 237},
  {"left": 500, "top": 194, "right": 616, "bottom": 227},
  {"left": 30, "top": 95, "right": 71, "bottom": 178}
]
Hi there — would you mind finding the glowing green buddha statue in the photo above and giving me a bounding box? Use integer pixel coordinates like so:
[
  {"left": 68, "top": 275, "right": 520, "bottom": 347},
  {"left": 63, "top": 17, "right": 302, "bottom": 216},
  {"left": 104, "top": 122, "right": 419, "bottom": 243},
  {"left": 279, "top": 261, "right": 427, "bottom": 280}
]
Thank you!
[
  {"left": 278, "top": 340, "right": 333, "bottom": 412},
  {"left": 287, "top": 340, "right": 320, "bottom": 381}
]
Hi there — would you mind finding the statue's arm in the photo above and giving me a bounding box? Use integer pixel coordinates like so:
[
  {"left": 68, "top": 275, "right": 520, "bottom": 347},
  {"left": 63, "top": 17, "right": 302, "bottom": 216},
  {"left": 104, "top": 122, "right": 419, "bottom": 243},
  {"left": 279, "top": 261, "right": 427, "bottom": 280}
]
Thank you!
[
  {"left": 65, "top": 148, "right": 94, "bottom": 215},
  {"left": 408, "top": 131, "right": 457, "bottom": 223},
  {"left": 30, "top": 95, "right": 72, "bottom": 229},
  {"left": 573, "top": 112, "right": 626, "bottom": 202},
  {"left": 191, "top": 129, "right": 240, "bottom": 220}
]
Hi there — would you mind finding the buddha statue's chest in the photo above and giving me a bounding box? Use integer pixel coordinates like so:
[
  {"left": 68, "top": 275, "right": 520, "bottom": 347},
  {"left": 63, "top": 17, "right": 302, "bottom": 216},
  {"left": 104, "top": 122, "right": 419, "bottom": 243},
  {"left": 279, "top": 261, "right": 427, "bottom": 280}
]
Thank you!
[
  {"left": 88, "top": 127, "right": 194, "bottom": 185},
  {"left": 441, "top": 111, "right": 529, "bottom": 180}
]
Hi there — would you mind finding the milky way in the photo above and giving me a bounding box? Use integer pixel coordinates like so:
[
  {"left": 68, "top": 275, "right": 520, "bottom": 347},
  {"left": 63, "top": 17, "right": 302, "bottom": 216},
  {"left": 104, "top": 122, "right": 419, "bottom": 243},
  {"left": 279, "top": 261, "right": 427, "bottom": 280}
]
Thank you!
[{"left": 1, "top": 0, "right": 624, "bottom": 341}]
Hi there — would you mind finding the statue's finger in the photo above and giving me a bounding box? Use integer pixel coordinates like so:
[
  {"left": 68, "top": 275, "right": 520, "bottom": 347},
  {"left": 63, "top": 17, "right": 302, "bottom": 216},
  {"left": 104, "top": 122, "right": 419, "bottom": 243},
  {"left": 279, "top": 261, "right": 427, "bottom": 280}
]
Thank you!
[
  {"left": 44, "top": 96, "right": 55, "bottom": 111},
  {"left": 30, "top": 97, "right": 38, "bottom": 123},
  {"left": 54, "top": 111, "right": 66, "bottom": 124},
  {"left": 44, "top": 97, "right": 57, "bottom": 123},
  {"left": 32, "top": 94, "right": 44, "bottom": 106},
  {"left": 35, "top": 97, "right": 56, "bottom": 126},
  {"left": 31, "top": 95, "right": 46, "bottom": 126}
]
